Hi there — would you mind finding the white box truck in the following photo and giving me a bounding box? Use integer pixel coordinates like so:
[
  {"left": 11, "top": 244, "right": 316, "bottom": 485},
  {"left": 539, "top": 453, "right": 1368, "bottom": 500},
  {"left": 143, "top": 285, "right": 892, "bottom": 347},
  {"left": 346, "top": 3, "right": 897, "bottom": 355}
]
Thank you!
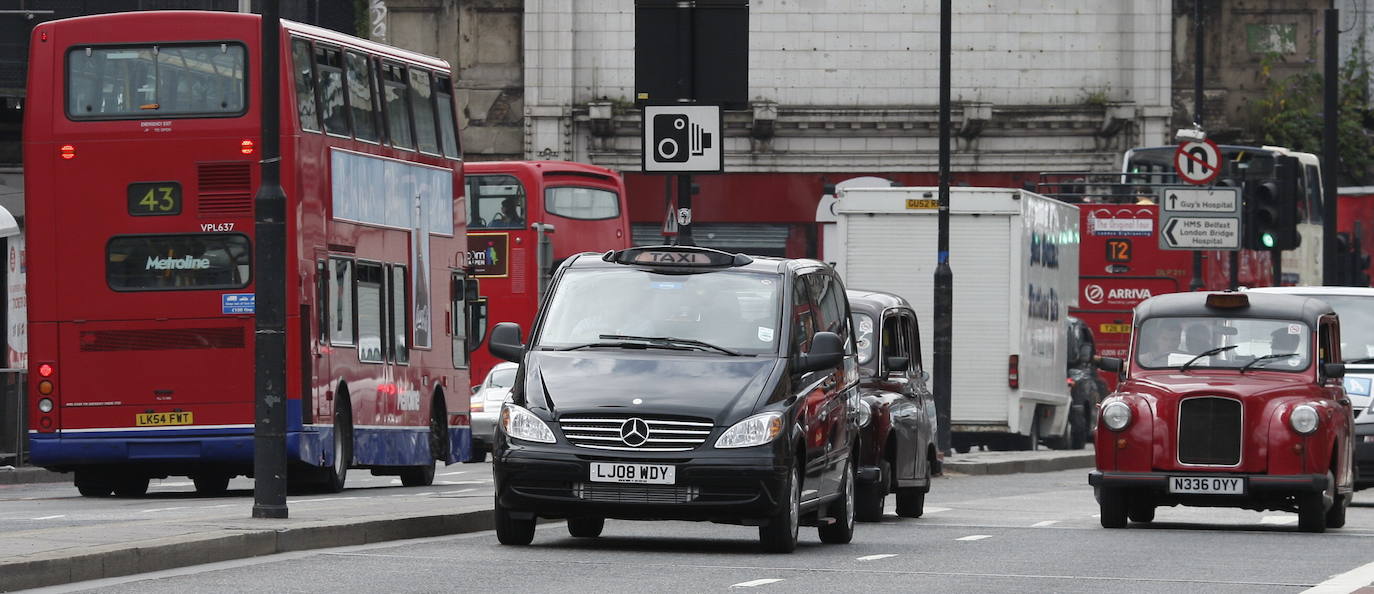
[{"left": 833, "top": 186, "right": 1080, "bottom": 451}]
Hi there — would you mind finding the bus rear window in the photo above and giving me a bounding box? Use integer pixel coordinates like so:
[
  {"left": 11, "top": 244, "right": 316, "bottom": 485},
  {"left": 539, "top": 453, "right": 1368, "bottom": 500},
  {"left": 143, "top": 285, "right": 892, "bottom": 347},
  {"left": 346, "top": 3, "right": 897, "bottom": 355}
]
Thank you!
[
  {"left": 107, "top": 234, "right": 251, "bottom": 291},
  {"left": 68, "top": 43, "right": 246, "bottom": 119}
]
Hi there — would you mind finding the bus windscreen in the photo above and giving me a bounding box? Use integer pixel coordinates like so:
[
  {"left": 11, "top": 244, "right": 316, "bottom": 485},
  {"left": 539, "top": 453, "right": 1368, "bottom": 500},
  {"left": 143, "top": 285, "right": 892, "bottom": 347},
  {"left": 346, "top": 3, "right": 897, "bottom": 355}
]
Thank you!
[{"left": 67, "top": 43, "right": 246, "bottom": 119}]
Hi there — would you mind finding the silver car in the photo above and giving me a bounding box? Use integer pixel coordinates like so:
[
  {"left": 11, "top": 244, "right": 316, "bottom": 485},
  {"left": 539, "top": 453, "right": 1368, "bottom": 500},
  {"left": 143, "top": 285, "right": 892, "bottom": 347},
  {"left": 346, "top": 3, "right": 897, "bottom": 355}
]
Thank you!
[{"left": 469, "top": 361, "right": 518, "bottom": 462}]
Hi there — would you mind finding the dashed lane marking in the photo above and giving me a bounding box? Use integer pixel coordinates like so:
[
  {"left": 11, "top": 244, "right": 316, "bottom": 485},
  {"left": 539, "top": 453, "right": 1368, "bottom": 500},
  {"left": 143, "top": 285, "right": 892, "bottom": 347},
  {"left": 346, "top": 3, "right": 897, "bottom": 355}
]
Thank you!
[
  {"left": 140, "top": 507, "right": 190, "bottom": 513},
  {"left": 31, "top": 515, "right": 64, "bottom": 520},
  {"left": 857, "top": 554, "right": 897, "bottom": 561},
  {"left": 1031, "top": 520, "right": 1058, "bottom": 527},
  {"left": 439, "top": 471, "right": 468, "bottom": 476},
  {"left": 923, "top": 506, "right": 951, "bottom": 514},
  {"left": 730, "top": 579, "right": 783, "bottom": 588},
  {"left": 1260, "top": 516, "right": 1298, "bottom": 525},
  {"left": 956, "top": 534, "right": 993, "bottom": 541}
]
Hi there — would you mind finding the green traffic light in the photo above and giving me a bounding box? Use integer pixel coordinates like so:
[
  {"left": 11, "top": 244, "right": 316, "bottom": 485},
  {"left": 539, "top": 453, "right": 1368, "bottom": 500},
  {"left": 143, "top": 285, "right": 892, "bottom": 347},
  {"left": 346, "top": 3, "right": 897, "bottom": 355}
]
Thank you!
[{"left": 1261, "top": 232, "right": 1275, "bottom": 248}]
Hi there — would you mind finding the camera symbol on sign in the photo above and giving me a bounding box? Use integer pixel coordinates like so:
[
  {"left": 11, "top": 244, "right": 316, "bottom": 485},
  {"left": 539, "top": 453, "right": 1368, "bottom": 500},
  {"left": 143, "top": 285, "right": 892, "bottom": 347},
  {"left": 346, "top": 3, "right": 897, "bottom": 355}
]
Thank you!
[{"left": 653, "top": 114, "right": 713, "bottom": 163}]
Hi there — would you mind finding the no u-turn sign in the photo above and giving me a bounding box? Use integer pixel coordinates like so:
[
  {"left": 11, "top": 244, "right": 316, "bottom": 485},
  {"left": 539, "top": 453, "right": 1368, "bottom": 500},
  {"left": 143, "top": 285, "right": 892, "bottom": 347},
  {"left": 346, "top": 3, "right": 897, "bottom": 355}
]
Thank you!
[{"left": 1174, "top": 139, "right": 1221, "bottom": 185}]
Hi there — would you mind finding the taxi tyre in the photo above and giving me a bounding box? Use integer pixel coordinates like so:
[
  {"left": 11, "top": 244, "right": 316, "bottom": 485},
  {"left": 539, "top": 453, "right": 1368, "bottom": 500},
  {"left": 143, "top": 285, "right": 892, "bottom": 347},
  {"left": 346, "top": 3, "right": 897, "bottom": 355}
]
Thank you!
[
  {"left": 1127, "top": 499, "right": 1155, "bottom": 523},
  {"left": 1098, "top": 487, "right": 1128, "bottom": 529},
  {"left": 1325, "top": 470, "right": 1348, "bottom": 529},
  {"left": 818, "top": 458, "right": 856, "bottom": 544},
  {"left": 568, "top": 517, "right": 605, "bottom": 538},
  {"left": 1297, "top": 470, "right": 1334, "bottom": 533},
  {"left": 855, "top": 460, "right": 889, "bottom": 522},
  {"left": 895, "top": 460, "right": 928, "bottom": 518},
  {"left": 759, "top": 465, "right": 801, "bottom": 553},
  {"left": 496, "top": 497, "right": 537, "bottom": 545},
  {"left": 324, "top": 389, "right": 353, "bottom": 494}
]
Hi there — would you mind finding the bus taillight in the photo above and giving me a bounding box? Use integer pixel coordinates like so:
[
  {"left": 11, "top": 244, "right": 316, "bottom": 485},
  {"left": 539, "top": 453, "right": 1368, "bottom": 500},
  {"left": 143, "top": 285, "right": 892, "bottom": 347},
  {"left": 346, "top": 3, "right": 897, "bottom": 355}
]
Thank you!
[
  {"left": 59, "top": 145, "right": 75, "bottom": 159},
  {"left": 38, "top": 363, "right": 53, "bottom": 377},
  {"left": 240, "top": 139, "right": 255, "bottom": 155}
]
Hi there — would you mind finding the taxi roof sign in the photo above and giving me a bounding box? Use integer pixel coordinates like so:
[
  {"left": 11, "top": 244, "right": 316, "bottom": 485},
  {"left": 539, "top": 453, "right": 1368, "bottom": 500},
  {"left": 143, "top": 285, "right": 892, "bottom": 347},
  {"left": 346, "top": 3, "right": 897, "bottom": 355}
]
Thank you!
[
  {"left": 1205, "top": 293, "right": 1250, "bottom": 309},
  {"left": 605, "top": 245, "right": 753, "bottom": 268}
]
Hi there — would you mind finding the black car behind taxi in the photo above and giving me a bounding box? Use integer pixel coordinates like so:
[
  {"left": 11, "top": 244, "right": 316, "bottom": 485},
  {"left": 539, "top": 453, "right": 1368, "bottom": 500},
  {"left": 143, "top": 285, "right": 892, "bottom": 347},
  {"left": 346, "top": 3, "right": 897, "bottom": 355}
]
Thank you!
[{"left": 487, "top": 245, "right": 861, "bottom": 553}]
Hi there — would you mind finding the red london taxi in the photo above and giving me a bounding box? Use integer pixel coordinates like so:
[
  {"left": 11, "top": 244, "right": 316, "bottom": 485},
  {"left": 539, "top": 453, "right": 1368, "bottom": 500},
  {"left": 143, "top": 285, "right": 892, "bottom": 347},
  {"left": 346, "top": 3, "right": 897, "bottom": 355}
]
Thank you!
[{"left": 1089, "top": 291, "right": 1355, "bottom": 532}]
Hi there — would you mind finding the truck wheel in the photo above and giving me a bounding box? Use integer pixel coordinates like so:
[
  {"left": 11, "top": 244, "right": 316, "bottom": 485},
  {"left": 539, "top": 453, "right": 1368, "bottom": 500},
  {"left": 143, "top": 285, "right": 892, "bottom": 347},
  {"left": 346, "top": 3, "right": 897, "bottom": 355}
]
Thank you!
[
  {"left": 818, "top": 459, "right": 856, "bottom": 544},
  {"left": 1098, "top": 487, "right": 1127, "bottom": 528},
  {"left": 495, "top": 497, "right": 537, "bottom": 545},
  {"left": 567, "top": 517, "right": 605, "bottom": 538},
  {"left": 759, "top": 466, "right": 800, "bottom": 553},
  {"left": 399, "top": 462, "right": 435, "bottom": 487},
  {"left": 113, "top": 476, "right": 149, "bottom": 497},
  {"left": 855, "top": 460, "right": 888, "bottom": 522}
]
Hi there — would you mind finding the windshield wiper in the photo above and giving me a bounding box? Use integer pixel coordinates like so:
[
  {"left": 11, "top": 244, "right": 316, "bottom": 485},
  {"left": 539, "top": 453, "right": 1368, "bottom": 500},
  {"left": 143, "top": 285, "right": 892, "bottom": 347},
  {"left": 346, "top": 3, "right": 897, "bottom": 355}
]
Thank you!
[
  {"left": 1344, "top": 357, "right": 1374, "bottom": 364},
  {"left": 555, "top": 340, "right": 692, "bottom": 352},
  {"left": 598, "top": 334, "right": 741, "bottom": 356},
  {"left": 1180, "top": 345, "right": 1238, "bottom": 372},
  {"left": 1240, "top": 352, "right": 1299, "bottom": 373}
]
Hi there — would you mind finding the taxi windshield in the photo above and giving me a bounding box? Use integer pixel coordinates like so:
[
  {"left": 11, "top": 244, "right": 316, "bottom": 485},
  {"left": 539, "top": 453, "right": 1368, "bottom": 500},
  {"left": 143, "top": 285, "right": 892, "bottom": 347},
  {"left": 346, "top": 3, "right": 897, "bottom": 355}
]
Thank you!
[
  {"left": 535, "top": 268, "right": 782, "bottom": 355},
  {"left": 1135, "top": 316, "right": 1311, "bottom": 371}
]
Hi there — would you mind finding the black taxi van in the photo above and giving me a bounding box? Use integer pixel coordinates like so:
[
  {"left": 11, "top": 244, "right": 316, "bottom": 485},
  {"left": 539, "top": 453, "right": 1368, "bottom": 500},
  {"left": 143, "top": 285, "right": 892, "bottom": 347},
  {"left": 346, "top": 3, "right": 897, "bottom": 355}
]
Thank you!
[{"left": 487, "top": 245, "right": 861, "bottom": 553}]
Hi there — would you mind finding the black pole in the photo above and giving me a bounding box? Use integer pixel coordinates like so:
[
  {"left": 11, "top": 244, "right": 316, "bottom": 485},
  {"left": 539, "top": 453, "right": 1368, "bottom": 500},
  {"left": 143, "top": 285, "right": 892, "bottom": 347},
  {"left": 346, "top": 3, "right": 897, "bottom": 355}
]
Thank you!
[
  {"left": 933, "top": 0, "right": 953, "bottom": 454},
  {"left": 1229, "top": 250, "right": 1239, "bottom": 290},
  {"left": 1322, "top": 8, "right": 1339, "bottom": 285},
  {"left": 253, "top": 0, "right": 289, "bottom": 519},
  {"left": 673, "top": 1, "right": 694, "bottom": 246},
  {"left": 1189, "top": 0, "right": 1204, "bottom": 291}
]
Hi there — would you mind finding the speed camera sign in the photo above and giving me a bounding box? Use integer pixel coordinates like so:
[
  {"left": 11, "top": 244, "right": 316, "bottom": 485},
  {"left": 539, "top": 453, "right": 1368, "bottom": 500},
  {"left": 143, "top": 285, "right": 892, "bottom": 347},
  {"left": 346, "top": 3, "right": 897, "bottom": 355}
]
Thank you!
[{"left": 641, "top": 104, "right": 723, "bottom": 173}]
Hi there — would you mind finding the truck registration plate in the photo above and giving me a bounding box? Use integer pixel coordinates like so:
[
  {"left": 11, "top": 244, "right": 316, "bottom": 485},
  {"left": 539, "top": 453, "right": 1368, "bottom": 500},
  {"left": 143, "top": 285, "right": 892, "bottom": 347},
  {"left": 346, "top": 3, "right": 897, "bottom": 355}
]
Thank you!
[
  {"left": 135, "top": 411, "right": 193, "bottom": 427},
  {"left": 1168, "top": 476, "right": 1244, "bottom": 495},
  {"left": 589, "top": 462, "right": 675, "bottom": 485}
]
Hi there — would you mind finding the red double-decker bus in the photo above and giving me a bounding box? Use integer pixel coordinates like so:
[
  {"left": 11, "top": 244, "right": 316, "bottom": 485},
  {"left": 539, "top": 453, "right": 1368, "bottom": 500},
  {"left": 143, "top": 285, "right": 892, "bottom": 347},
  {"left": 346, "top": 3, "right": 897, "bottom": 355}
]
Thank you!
[
  {"left": 464, "top": 161, "right": 631, "bottom": 385},
  {"left": 23, "top": 11, "right": 482, "bottom": 496}
]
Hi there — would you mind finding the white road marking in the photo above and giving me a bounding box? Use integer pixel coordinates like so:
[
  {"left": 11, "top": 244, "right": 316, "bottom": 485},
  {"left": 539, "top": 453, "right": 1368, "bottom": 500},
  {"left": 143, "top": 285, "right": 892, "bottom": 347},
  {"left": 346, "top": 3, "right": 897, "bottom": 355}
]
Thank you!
[
  {"left": 956, "top": 534, "right": 993, "bottom": 541},
  {"left": 923, "top": 506, "right": 951, "bottom": 514},
  {"left": 152, "top": 481, "right": 194, "bottom": 488},
  {"left": 446, "top": 488, "right": 477, "bottom": 495},
  {"left": 1303, "top": 558, "right": 1374, "bottom": 593},
  {"left": 31, "top": 514, "right": 65, "bottom": 520},
  {"left": 140, "top": 507, "right": 189, "bottom": 513},
  {"left": 439, "top": 471, "right": 467, "bottom": 476},
  {"left": 1260, "top": 516, "right": 1298, "bottom": 525},
  {"left": 389, "top": 479, "right": 402, "bottom": 485},
  {"left": 730, "top": 579, "right": 783, "bottom": 588},
  {"left": 1031, "top": 520, "right": 1058, "bottom": 527},
  {"left": 857, "top": 554, "right": 897, "bottom": 561},
  {"left": 196, "top": 504, "right": 236, "bottom": 510}
]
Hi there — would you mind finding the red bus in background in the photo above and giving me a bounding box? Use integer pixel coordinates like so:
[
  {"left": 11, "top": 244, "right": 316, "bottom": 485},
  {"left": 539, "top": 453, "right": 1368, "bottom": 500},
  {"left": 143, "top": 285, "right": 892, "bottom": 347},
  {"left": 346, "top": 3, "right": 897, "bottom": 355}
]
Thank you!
[
  {"left": 24, "top": 11, "right": 482, "bottom": 496},
  {"left": 1339, "top": 188, "right": 1374, "bottom": 285},
  {"left": 464, "top": 161, "right": 631, "bottom": 386}
]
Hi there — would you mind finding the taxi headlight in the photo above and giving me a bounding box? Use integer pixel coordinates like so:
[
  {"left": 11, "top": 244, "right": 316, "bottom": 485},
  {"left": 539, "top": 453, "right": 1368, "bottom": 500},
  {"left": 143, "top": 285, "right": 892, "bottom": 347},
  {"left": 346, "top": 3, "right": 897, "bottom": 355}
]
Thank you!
[
  {"left": 716, "top": 412, "right": 784, "bottom": 449},
  {"left": 500, "top": 403, "right": 555, "bottom": 443},
  {"left": 1289, "top": 404, "right": 1319, "bottom": 435},
  {"left": 1101, "top": 400, "right": 1132, "bottom": 432},
  {"left": 856, "top": 402, "right": 872, "bottom": 428}
]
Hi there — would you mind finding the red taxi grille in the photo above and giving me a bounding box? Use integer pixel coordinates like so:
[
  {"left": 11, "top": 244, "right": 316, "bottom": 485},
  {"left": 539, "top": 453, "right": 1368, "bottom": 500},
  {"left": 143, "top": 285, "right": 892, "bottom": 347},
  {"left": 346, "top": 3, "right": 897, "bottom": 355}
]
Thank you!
[
  {"left": 80, "top": 328, "right": 246, "bottom": 352},
  {"left": 1177, "top": 397, "right": 1242, "bottom": 466},
  {"left": 197, "top": 162, "right": 253, "bottom": 216}
]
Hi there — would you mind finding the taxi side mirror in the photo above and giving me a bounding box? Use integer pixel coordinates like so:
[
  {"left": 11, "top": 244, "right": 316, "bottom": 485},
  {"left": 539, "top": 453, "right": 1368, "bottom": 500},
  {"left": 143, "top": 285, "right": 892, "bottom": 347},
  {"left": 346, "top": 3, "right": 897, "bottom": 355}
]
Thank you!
[
  {"left": 1096, "top": 356, "right": 1123, "bottom": 373},
  {"left": 489, "top": 322, "right": 525, "bottom": 363},
  {"left": 797, "top": 331, "right": 843, "bottom": 373},
  {"left": 1323, "top": 362, "right": 1346, "bottom": 379}
]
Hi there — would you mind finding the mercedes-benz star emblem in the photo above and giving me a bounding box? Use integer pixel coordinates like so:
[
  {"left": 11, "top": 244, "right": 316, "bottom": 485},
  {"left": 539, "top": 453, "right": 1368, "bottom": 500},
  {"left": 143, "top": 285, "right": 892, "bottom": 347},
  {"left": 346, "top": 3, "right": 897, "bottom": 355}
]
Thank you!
[{"left": 619, "top": 418, "right": 650, "bottom": 447}]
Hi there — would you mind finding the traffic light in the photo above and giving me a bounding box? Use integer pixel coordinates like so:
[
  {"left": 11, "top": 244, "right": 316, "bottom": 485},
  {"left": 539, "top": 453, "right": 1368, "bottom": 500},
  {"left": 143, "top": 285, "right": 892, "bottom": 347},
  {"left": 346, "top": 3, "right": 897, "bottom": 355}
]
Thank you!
[{"left": 1242, "top": 155, "right": 1301, "bottom": 250}]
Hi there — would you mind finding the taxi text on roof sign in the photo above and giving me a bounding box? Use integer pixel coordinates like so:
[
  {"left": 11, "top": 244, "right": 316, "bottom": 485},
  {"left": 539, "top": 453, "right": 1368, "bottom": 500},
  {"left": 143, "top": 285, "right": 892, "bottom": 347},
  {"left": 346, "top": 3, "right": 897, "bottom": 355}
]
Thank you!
[{"left": 605, "top": 245, "right": 753, "bottom": 268}]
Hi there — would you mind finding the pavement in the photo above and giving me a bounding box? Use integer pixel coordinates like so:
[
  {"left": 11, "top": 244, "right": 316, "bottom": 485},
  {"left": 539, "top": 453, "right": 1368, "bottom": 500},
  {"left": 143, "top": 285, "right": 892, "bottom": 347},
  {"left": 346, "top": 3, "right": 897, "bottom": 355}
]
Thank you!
[{"left": 0, "top": 447, "right": 1094, "bottom": 592}]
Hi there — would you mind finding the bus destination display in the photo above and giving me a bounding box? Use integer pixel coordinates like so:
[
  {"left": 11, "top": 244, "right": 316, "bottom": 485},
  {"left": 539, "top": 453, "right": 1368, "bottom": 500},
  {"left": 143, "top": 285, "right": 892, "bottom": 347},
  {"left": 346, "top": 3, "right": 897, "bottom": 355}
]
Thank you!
[{"left": 127, "top": 182, "right": 182, "bottom": 216}]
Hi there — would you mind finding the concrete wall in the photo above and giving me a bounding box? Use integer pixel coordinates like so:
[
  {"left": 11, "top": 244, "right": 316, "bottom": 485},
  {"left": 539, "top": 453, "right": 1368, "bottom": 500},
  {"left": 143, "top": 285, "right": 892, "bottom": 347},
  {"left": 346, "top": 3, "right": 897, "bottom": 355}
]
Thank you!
[{"left": 524, "top": 0, "right": 1173, "bottom": 173}]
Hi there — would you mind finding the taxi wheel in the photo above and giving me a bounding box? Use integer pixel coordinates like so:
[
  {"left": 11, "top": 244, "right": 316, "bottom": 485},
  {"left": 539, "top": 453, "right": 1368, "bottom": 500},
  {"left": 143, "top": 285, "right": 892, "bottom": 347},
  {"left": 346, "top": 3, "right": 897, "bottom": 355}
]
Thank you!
[
  {"left": 1325, "top": 471, "right": 1348, "bottom": 529},
  {"left": 759, "top": 466, "right": 800, "bottom": 553},
  {"left": 1300, "top": 471, "right": 1334, "bottom": 533},
  {"left": 495, "top": 499, "right": 536, "bottom": 545},
  {"left": 1098, "top": 487, "right": 1127, "bottom": 528},
  {"left": 855, "top": 460, "right": 889, "bottom": 522},
  {"left": 567, "top": 517, "right": 605, "bottom": 538},
  {"left": 895, "top": 461, "right": 928, "bottom": 518},
  {"left": 819, "top": 459, "right": 856, "bottom": 544}
]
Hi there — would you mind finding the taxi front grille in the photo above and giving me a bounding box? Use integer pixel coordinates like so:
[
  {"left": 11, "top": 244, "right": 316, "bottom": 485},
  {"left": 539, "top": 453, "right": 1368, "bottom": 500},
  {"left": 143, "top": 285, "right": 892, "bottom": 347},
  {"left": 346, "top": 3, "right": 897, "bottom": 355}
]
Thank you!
[
  {"left": 573, "top": 482, "right": 700, "bottom": 504},
  {"left": 559, "top": 415, "right": 714, "bottom": 452},
  {"left": 1178, "top": 396, "right": 1242, "bottom": 466}
]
